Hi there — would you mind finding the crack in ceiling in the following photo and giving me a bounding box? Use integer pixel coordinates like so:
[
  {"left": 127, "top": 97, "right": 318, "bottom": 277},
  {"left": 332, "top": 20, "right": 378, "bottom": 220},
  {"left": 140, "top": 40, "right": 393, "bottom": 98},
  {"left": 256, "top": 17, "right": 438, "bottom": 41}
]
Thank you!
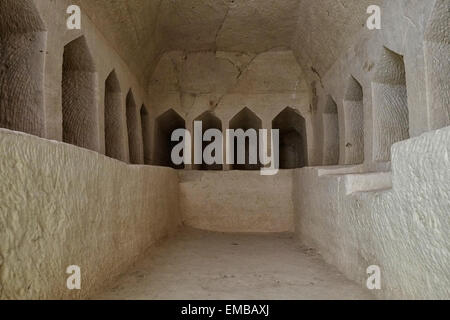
[{"left": 75, "top": 0, "right": 383, "bottom": 86}]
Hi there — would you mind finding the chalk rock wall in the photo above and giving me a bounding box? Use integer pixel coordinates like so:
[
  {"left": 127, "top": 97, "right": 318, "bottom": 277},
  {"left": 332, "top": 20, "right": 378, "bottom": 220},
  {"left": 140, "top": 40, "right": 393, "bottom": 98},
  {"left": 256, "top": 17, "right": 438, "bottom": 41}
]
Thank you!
[
  {"left": 0, "top": 129, "right": 181, "bottom": 299},
  {"left": 148, "top": 50, "right": 315, "bottom": 167},
  {"left": 293, "top": 126, "right": 450, "bottom": 299},
  {"left": 179, "top": 170, "right": 294, "bottom": 233}
]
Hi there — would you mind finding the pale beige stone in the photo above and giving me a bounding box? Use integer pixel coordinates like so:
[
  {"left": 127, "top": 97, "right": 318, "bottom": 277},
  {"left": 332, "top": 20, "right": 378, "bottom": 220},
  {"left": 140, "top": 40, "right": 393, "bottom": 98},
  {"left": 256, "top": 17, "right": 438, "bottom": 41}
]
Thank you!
[
  {"left": 0, "top": 129, "right": 181, "bottom": 299},
  {"left": 0, "top": 0, "right": 449, "bottom": 301}
]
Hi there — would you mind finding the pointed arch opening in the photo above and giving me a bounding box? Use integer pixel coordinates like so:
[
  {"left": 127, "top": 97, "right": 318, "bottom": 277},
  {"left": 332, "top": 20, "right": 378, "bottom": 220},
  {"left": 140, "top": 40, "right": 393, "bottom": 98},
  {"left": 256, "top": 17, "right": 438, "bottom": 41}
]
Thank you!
[
  {"left": 62, "top": 36, "right": 99, "bottom": 151},
  {"left": 343, "top": 76, "right": 364, "bottom": 165},
  {"left": 104, "top": 70, "right": 128, "bottom": 162},
  {"left": 425, "top": 0, "right": 450, "bottom": 129},
  {"left": 126, "top": 90, "right": 143, "bottom": 164},
  {"left": 194, "top": 111, "right": 223, "bottom": 171},
  {"left": 229, "top": 107, "right": 262, "bottom": 171},
  {"left": 272, "top": 107, "right": 308, "bottom": 169},
  {"left": 155, "top": 109, "right": 186, "bottom": 169},
  {"left": 0, "top": 0, "right": 46, "bottom": 136},
  {"left": 372, "top": 47, "right": 409, "bottom": 161},
  {"left": 322, "top": 96, "right": 340, "bottom": 165},
  {"left": 140, "top": 104, "right": 151, "bottom": 165}
]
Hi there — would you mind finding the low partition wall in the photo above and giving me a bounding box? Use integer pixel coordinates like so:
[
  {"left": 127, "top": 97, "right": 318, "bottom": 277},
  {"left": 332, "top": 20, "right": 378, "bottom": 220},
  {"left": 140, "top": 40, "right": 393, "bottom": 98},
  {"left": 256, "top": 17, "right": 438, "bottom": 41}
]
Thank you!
[
  {"left": 179, "top": 170, "right": 294, "bottom": 233},
  {"left": 293, "top": 126, "right": 450, "bottom": 299},
  {"left": 0, "top": 129, "right": 182, "bottom": 299}
]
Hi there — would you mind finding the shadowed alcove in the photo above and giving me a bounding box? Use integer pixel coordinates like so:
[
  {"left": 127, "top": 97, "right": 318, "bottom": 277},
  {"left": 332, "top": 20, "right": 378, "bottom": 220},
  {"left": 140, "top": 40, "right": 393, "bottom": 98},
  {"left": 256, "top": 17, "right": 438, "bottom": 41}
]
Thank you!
[
  {"left": 194, "top": 111, "right": 223, "bottom": 171},
  {"left": 343, "top": 76, "right": 364, "bottom": 165},
  {"left": 104, "top": 70, "right": 128, "bottom": 162},
  {"left": 154, "top": 109, "right": 186, "bottom": 169},
  {"left": 0, "top": 0, "right": 46, "bottom": 137},
  {"left": 372, "top": 47, "right": 409, "bottom": 161},
  {"left": 140, "top": 104, "right": 151, "bottom": 165},
  {"left": 62, "top": 36, "right": 99, "bottom": 151},
  {"left": 322, "top": 96, "right": 339, "bottom": 165},
  {"left": 229, "top": 107, "right": 262, "bottom": 171},
  {"left": 272, "top": 107, "right": 308, "bottom": 169},
  {"left": 126, "top": 90, "right": 143, "bottom": 164}
]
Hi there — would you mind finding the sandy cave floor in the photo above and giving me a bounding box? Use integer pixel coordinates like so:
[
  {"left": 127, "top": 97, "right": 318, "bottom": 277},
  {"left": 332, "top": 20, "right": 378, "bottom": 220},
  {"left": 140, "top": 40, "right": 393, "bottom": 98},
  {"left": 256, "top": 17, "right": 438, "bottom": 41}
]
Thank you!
[{"left": 94, "top": 228, "right": 374, "bottom": 300}]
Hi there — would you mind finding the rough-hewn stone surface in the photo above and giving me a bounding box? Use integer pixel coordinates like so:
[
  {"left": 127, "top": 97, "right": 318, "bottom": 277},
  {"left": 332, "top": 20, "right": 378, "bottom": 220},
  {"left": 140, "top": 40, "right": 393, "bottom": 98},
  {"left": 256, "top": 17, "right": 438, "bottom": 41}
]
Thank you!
[
  {"left": 0, "top": 0, "right": 46, "bottom": 137},
  {"left": 74, "top": 0, "right": 388, "bottom": 88},
  {"left": 1, "top": 0, "right": 449, "bottom": 300},
  {"left": 343, "top": 77, "right": 364, "bottom": 165},
  {"left": 372, "top": 48, "right": 409, "bottom": 162},
  {"left": 292, "top": 0, "right": 384, "bottom": 82},
  {"left": 148, "top": 50, "right": 313, "bottom": 168},
  {"left": 179, "top": 170, "right": 294, "bottom": 233},
  {"left": 321, "top": 97, "right": 339, "bottom": 165},
  {"left": 75, "top": 0, "right": 303, "bottom": 84},
  {"left": 12, "top": 0, "right": 447, "bottom": 170},
  {"left": 140, "top": 105, "right": 151, "bottom": 165},
  {"left": 62, "top": 36, "right": 99, "bottom": 152},
  {"left": 293, "top": 126, "right": 450, "bottom": 299},
  {"left": 126, "top": 90, "right": 144, "bottom": 165},
  {"left": 104, "top": 70, "right": 129, "bottom": 163},
  {"left": 302, "top": 0, "right": 448, "bottom": 169},
  {"left": 95, "top": 228, "right": 374, "bottom": 300},
  {"left": 425, "top": 0, "right": 450, "bottom": 130},
  {"left": 28, "top": 0, "right": 149, "bottom": 150},
  {"left": 0, "top": 129, "right": 181, "bottom": 300}
]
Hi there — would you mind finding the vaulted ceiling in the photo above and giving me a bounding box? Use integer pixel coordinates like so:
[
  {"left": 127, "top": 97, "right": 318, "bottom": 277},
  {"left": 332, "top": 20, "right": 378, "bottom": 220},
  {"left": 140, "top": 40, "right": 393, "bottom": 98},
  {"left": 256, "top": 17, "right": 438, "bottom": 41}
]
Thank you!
[{"left": 76, "top": 0, "right": 383, "bottom": 85}]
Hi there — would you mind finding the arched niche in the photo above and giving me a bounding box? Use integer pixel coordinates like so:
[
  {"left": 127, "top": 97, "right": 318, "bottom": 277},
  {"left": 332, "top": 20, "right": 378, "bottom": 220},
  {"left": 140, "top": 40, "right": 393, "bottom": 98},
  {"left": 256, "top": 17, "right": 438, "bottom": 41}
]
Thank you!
[
  {"left": 62, "top": 36, "right": 99, "bottom": 151},
  {"left": 104, "top": 70, "right": 128, "bottom": 162},
  {"left": 322, "top": 96, "right": 340, "bottom": 165},
  {"left": 0, "top": 0, "right": 46, "bottom": 137},
  {"left": 194, "top": 111, "right": 223, "bottom": 171},
  {"left": 140, "top": 105, "right": 151, "bottom": 165},
  {"left": 343, "top": 76, "right": 364, "bottom": 165},
  {"left": 424, "top": 0, "right": 450, "bottom": 130},
  {"left": 154, "top": 109, "right": 186, "bottom": 169},
  {"left": 229, "top": 107, "right": 262, "bottom": 171},
  {"left": 272, "top": 107, "right": 308, "bottom": 169},
  {"left": 372, "top": 47, "right": 409, "bottom": 161},
  {"left": 126, "top": 90, "right": 144, "bottom": 164}
]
